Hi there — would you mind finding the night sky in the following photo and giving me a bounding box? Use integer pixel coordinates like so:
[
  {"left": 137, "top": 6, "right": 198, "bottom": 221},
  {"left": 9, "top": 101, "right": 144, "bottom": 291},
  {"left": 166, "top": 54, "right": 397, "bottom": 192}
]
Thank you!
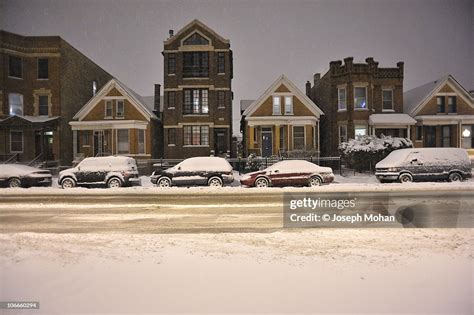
[{"left": 1, "top": 0, "right": 472, "bottom": 136}]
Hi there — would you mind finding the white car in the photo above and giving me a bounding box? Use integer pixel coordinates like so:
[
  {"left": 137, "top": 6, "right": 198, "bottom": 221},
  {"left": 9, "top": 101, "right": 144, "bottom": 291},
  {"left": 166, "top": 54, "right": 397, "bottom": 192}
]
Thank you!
[{"left": 0, "top": 164, "right": 52, "bottom": 188}]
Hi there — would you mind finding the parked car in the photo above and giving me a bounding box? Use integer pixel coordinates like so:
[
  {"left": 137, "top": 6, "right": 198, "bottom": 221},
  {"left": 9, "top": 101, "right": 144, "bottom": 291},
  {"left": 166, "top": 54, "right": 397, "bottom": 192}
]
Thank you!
[
  {"left": 0, "top": 164, "right": 52, "bottom": 188},
  {"left": 375, "top": 148, "right": 472, "bottom": 183},
  {"left": 58, "top": 156, "right": 140, "bottom": 189},
  {"left": 240, "top": 160, "right": 334, "bottom": 187},
  {"left": 150, "top": 156, "right": 234, "bottom": 187}
]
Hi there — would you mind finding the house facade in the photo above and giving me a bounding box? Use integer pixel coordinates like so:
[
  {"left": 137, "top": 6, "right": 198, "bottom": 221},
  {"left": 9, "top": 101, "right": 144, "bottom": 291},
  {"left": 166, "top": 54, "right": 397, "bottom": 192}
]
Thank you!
[
  {"left": 307, "top": 57, "right": 410, "bottom": 157},
  {"left": 0, "top": 30, "right": 112, "bottom": 166},
  {"left": 69, "top": 79, "right": 161, "bottom": 160},
  {"left": 162, "top": 19, "right": 233, "bottom": 159},
  {"left": 241, "top": 75, "right": 323, "bottom": 157},
  {"left": 404, "top": 75, "right": 474, "bottom": 157}
]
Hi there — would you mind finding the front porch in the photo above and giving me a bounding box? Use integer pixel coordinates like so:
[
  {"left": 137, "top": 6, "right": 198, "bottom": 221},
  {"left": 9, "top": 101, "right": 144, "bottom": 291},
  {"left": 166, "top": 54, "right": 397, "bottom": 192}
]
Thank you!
[{"left": 368, "top": 113, "right": 416, "bottom": 139}]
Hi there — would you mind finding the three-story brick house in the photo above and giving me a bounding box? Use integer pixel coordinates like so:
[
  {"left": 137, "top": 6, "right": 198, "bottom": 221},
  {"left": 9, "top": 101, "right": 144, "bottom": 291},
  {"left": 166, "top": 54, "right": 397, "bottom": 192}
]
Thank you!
[{"left": 162, "top": 19, "right": 233, "bottom": 158}]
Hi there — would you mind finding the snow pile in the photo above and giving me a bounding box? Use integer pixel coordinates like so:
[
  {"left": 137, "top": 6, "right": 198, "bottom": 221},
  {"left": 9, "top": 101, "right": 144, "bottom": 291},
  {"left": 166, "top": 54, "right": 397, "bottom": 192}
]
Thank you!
[
  {"left": 268, "top": 160, "right": 332, "bottom": 173},
  {"left": 339, "top": 135, "right": 413, "bottom": 171},
  {"left": 0, "top": 164, "right": 45, "bottom": 177},
  {"left": 172, "top": 157, "right": 232, "bottom": 172}
]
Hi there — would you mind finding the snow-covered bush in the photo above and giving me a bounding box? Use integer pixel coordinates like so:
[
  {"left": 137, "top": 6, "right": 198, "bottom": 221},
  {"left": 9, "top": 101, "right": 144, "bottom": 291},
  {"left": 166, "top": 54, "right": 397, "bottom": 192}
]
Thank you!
[
  {"left": 244, "top": 153, "right": 263, "bottom": 172},
  {"left": 339, "top": 135, "right": 413, "bottom": 171}
]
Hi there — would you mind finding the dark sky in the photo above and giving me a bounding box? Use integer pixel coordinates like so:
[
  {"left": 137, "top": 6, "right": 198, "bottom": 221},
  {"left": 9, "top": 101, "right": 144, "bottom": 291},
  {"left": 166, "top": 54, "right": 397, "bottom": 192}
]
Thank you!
[{"left": 1, "top": 0, "right": 473, "bottom": 136}]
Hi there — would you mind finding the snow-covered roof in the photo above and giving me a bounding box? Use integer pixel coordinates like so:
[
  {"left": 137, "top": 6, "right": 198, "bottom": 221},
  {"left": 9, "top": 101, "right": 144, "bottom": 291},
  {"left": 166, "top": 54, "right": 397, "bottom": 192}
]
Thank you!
[
  {"left": 0, "top": 115, "right": 59, "bottom": 124},
  {"left": 240, "top": 100, "right": 255, "bottom": 113},
  {"left": 369, "top": 114, "right": 416, "bottom": 126},
  {"left": 404, "top": 75, "right": 474, "bottom": 116},
  {"left": 164, "top": 19, "right": 230, "bottom": 45}
]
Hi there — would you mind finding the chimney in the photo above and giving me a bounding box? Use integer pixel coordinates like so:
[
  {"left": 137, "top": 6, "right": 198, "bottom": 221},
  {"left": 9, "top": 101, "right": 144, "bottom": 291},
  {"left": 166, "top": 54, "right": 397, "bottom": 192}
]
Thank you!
[
  {"left": 365, "top": 57, "right": 374, "bottom": 64},
  {"left": 397, "top": 61, "right": 404, "bottom": 77},
  {"left": 154, "top": 84, "right": 161, "bottom": 112},
  {"left": 329, "top": 60, "right": 341, "bottom": 75},
  {"left": 305, "top": 81, "right": 311, "bottom": 96},
  {"left": 313, "top": 73, "right": 321, "bottom": 85},
  {"left": 168, "top": 29, "right": 174, "bottom": 38},
  {"left": 343, "top": 57, "right": 354, "bottom": 69}
]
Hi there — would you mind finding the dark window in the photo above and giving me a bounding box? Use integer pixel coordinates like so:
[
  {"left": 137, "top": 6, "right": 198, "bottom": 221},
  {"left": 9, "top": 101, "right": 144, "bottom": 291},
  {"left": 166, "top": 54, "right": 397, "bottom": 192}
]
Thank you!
[
  {"left": 437, "top": 96, "right": 445, "bottom": 113},
  {"left": 442, "top": 126, "right": 451, "bottom": 147},
  {"left": 9, "top": 56, "right": 22, "bottom": 78},
  {"left": 183, "top": 89, "right": 208, "bottom": 114},
  {"left": 217, "top": 52, "right": 225, "bottom": 74},
  {"left": 168, "top": 53, "right": 176, "bottom": 74},
  {"left": 10, "top": 131, "right": 23, "bottom": 152},
  {"left": 39, "top": 95, "right": 49, "bottom": 116},
  {"left": 168, "top": 129, "right": 176, "bottom": 145},
  {"left": 38, "top": 58, "right": 49, "bottom": 79},
  {"left": 83, "top": 132, "right": 90, "bottom": 146},
  {"left": 218, "top": 91, "right": 225, "bottom": 108},
  {"left": 183, "top": 52, "right": 209, "bottom": 77},
  {"left": 183, "top": 33, "right": 209, "bottom": 45},
  {"left": 167, "top": 91, "right": 176, "bottom": 108},
  {"left": 415, "top": 126, "right": 423, "bottom": 141},
  {"left": 105, "top": 100, "right": 113, "bottom": 117},
  {"left": 293, "top": 126, "right": 305, "bottom": 150},
  {"left": 448, "top": 96, "right": 457, "bottom": 113},
  {"left": 183, "top": 125, "right": 209, "bottom": 145}
]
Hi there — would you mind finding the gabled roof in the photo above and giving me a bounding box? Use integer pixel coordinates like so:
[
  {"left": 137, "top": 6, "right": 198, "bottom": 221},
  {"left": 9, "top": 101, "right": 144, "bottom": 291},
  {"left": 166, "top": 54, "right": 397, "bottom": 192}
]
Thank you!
[
  {"left": 240, "top": 100, "right": 255, "bottom": 113},
  {"left": 404, "top": 74, "right": 474, "bottom": 116},
  {"left": 163, "top": 19, "right": 229, "bottom": 45},
  {"left": 73, "top": 78, "right": 158, "bottom": 121},
  {"left": 242, "top": 75, "right": 324, "bottom": 117},
  {"left": 0, "top": 115, "right": 59, "bottom": 127}
]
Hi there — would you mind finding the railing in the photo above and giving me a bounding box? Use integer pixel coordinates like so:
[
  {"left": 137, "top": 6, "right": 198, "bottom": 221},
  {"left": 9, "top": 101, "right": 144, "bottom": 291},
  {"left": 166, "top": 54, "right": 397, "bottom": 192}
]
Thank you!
[
  {"left": 2, "top": 154, "right": 18, "bottom": 164},
  {"left": 27, "top": 153, "right": 43, "bottom": 167}
]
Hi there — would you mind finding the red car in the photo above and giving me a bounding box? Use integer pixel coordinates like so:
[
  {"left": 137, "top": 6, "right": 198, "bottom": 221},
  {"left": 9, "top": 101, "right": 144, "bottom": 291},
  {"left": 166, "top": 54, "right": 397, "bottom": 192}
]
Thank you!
[{"left": 240, "top": 160, "right": 334, "bottom": 187}]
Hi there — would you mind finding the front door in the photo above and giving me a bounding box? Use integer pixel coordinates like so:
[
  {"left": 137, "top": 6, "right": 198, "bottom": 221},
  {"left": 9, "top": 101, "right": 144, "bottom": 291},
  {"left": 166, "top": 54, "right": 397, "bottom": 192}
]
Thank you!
[
  {"left": 93, "top": 131, "right": 105, "bottom": 156},
  {"left": 424, "top": 126, "right": 436, "bottom": 147},
  {"left": 214, "top": 129, "right": 227, "bottom": 155},
  {"left": 261, "top": 128, "right": 273, "bottom": 157}
]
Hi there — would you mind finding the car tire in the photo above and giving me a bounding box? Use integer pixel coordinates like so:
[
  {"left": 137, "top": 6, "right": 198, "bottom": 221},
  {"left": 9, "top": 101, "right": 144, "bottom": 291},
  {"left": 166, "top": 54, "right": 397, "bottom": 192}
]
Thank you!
[
  {"left": 107, "top": 177, "right": 122, "bottom": 189},
  {"left": 448, "top": 172, "right": 462, "bottom": 182},
  {"left": 254, "top": 177, "right": 269, "bottom": 188},
  {"left": 398, "top": 173, "right": 413, "bottom": 183},
  {"left": 8, "top": 177, "right": 21, "bottom": 188},
  {"left": 61, "top": 177, "right": 76, "bottom": 189},
  {"left": 308, "top": 176, "right": 322, "bottom": 187},
  {"left": 157, "top": 177, "right": 172, "bottom": 188},
  {"left": 208, "top": 176, "right": 223, "bottom": 187}
]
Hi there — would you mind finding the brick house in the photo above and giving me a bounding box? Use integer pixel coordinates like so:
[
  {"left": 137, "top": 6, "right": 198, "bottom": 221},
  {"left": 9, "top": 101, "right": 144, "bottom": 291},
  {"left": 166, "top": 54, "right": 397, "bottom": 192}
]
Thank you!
[
  {"left": 241, "top": 75, "right": 323, "bottom": 157},
  {"left": 0, "top": 30, "right": 112, "bottom": 166},
  {"left": 306, "top": 57, "right": 411, "bottom": 157},
  {"left": 404, "top": 75, "right": 474, "bottom": 157},
  {"left": 162, "top": 19, "right": 233, "bottom": 158},
  {"left": 69, "top": 78, "right": 161, "bottom": 160}
]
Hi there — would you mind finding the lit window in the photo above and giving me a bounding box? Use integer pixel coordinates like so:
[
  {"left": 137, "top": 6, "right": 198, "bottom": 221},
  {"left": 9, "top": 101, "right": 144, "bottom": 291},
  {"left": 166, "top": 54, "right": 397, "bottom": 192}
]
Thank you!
[
  {"left": 284, "top": 96, "right": 293, "bottom": 115},
  {"left": 354, "top": 87, "right": 367, "bottom": 109},
  {"left": 184, "top": 89, "right": 208, "bottom": 114},
  {"left": 355, "top": 125, "right": 367, "bottom": 137},
  {"left": 338, "top": 88, "right": 346, "bottom": 110},
  {"left": 382, "top": 90, "right": 393, "bottom": 110},
  {"left": 272, "top": 96, "right": 280, "bottom": 115},
  {"left": 461, "top": 125, "right": 473, "bottom": 149},
  {"left": 8, "top": 93, "right": 23, "bottom": 116},
  {"left": 339, "top": 125, "right": 348, "bottom": 144},
  {"left": 183, "top": 125, "right": 209, "bottom": 145}
]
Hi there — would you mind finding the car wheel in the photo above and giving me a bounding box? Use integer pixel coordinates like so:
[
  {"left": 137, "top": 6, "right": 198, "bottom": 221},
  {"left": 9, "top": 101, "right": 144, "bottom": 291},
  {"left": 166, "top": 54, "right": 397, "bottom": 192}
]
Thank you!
[
  {"left": 61, "top": 177, "right": 76, "bottom": 189},
  {"left": 107, "top": 177, "right": 122, "bottom": 189},
  {"left": 399, "top": 173, "right": 413, "bottom": 183},
  {"left": 308, "top": 176, "right": 322, "bottom": 187},
  {"left": 448, "top": 172, "right": 462, "bottom": 182},
  {"left": 157, "top": 177, "right": 172, "bottom": 187},
  {"left": 8, "top": 177, "right": 21, "bottom": 188},
  {"left": 208, "top": 176, "right": 223, "bottom": 187},
  {"left": 255, "top": 177, "right": 269, "bottom": 188}
]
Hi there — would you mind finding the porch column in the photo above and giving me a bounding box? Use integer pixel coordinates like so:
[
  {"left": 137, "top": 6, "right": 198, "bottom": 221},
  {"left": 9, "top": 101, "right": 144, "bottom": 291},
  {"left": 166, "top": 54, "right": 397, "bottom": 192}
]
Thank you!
[
  {"left": 73, "top": 130, "right": 77, "bottom": 159},
  {"left": 249, "top": 126, "right": 254, "bottom": 149},
  {"left": 275, "top": 124, "right": 280, "bottom": 154},
  {"left": 407, "top": 125, "right": 410, "bottom": 139}
]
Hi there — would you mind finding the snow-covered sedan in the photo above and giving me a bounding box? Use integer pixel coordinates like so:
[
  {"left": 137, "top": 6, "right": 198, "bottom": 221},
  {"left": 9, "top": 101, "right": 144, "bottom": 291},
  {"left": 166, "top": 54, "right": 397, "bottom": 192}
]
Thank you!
[
  {"left": 240, "top": 160, "right": 334, "bottom": 188},
  {"left": 150, "top": 156, "right": 234, "bottom": 187},
  {"left": 0, "top": 164, "right": 52, "bottom": 188}
]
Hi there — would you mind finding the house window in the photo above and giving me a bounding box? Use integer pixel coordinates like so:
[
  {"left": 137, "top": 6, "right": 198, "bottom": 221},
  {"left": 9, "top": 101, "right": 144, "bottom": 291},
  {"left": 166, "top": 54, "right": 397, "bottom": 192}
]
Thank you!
[
  {"left": 10, "top": 131, "right": 23, "bottom": 153},
  {"left": 272, "top": 96, "right": 281, "bottom": 115},
  {"left": 279, "top": 126, "right": 286, "bottom": 150},
  {"left": 183, "top": 52, "right": 209, "bottom": 77},
  {"left": 183, "top": 33, "right": 209, "bottom": 45},
  {"left": 9, "top": 55, "right": 22, "bottom": 78},
  {"left": 442, "top": 126, "right": 451, "bottom": 147},
  {"left": 382, "top": 90, "right": 393, "bottom": 111},
  {"left": 37, "top": 58, "right": 49, "bottom": 79},
  {"left": 38, "top": 95, "right": 49, "bottom": 116},
  {"left": 284, "top": 96, "right": 293, "bottom": 115},
  {"left": 183, "top": 125, "right": 209, "bottom": 146},
  {"left": 217, "top": 52, "right": 225, "bottom": 74},
  {"left": 138, "top": 129, "right": 145, "bottom": 154},
  {"left": 105, "top": 100, "right": 113, "bottom": 117},
  {"left": 117, "top": 129, "right": 129, "bottom": 154},
  {"left": 448, "top": 96, "right": 457, "bottom": 113},
  {"left": 92, "top": 80, "right": 97, "bottom": 96},
  {"left": 83, "top": 131, "right": 90, "bottom": 146},
  {"left": 415, "top": 126, "right": 423, "bottom": 141},
  {"left": 461, "top": 125, "right": 473, "bottom": 149},
  {"left": 168, "top": 53, "right": 176, "bottom": 75},
  {"left": 168, "top": 128, "right": 176, "bottom": 145},
  {"left": 293, "top": 126, "right": 305, "bottom": 150},
  {"left": 116, "top": 100, "right": 125, "bottom": 117},
  {"left": 339, "top": 125, "right": 348, "bottom": 144},
  {"left": 437, "top": 96, "right": 445, "bottom": 113},
  {"left": 354, "top": 87, "right": 367, "bottom": 109},
  {"left": 8, "top": 93, "right": 23, "bottom": 116},
  {"left": 217, "top": 91, "right": 225, "bottom": 108},
  {"left": 183, "top": 89, "right": 208, "bottom": 114},
  {"left": 338, "top": 88, "right": 346, "bottom": 110},
  {"left": 167, "top": 91, "right": 176, "bottom": 108},
  {"left": 355, "top": 125, "right": 367, "bottom": 137}
]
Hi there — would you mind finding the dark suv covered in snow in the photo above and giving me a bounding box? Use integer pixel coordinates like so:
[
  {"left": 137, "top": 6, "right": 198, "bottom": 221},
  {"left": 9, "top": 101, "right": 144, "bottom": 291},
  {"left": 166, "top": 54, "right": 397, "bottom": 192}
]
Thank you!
[{"left": 58, "top": 156, "right": 140, "bottom": 189}]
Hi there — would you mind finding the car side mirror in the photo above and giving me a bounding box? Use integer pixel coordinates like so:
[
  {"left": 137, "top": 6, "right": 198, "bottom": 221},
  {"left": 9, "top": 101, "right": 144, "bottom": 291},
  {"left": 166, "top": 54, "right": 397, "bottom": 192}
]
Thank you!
[
  {"left": 274, "top": 170, "right": 279, "bottom": 173},
  {"left": 178, "top": 166, "right": 181, "bottom": 170}
]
